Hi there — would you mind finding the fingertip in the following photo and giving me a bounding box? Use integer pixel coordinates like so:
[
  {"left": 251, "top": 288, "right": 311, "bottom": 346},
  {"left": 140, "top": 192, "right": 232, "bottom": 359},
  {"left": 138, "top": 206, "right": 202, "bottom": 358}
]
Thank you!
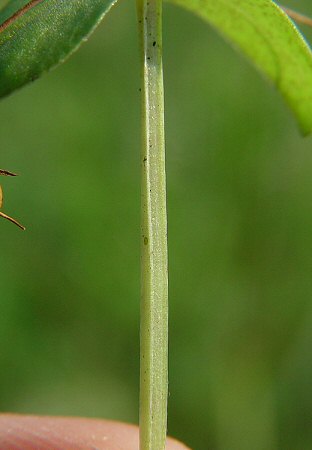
[{"left": 0, "top": 414, "right": 190, "bottom": 450}]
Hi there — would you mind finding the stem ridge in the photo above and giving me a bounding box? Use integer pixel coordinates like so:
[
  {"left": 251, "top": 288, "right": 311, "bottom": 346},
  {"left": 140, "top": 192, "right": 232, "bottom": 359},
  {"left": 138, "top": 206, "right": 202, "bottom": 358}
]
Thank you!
[{"left": 137, "top": 1, "right": 168, "bottom": 449}]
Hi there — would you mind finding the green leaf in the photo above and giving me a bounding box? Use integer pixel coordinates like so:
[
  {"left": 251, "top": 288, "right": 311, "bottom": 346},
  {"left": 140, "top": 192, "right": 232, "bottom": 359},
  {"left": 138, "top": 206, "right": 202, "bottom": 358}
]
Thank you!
[
  {"left": 0, "top": 0, "right": 118, "bottom": 98},
  {"left": 166, "top": 0, "right": 312, "bottom": 135}
]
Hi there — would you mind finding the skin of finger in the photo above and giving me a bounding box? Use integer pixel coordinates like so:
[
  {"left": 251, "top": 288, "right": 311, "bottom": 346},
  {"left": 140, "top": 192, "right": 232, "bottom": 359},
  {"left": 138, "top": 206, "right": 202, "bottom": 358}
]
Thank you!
[{"left": 0, "top": 415, "right": 191, "bottom": 450}]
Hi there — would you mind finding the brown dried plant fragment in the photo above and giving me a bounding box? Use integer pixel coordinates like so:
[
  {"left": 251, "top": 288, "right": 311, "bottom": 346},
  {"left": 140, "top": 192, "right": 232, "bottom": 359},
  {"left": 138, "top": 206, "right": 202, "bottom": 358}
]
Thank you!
[
  {"left": 0, "top": 169, "right": 17, "bottom": 176},
  {"left": 0, "top": 170, "right": 25, "bottom": 230},
  {"left": 281, "top": 6, "right": 312, "bottom": 28}
]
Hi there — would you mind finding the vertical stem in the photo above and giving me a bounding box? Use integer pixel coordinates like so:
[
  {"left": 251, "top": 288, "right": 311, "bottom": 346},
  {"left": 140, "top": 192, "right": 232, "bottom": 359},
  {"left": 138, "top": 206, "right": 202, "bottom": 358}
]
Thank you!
[{"left": 137, "top": 1, "right": 168, "bottom": 450}]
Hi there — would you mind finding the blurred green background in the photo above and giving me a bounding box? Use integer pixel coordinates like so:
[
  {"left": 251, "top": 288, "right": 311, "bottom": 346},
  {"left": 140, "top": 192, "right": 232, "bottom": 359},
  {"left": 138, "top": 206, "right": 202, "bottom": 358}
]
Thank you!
[{"left": 0, "top": 1, "right": 312, "bottom": 449}]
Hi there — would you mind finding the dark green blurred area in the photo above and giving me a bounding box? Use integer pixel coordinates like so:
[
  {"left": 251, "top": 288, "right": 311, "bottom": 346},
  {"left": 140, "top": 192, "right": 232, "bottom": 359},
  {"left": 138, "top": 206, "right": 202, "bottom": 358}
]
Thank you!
[{"left": 0, "top": 1, "right": 312, "bottom": 448}]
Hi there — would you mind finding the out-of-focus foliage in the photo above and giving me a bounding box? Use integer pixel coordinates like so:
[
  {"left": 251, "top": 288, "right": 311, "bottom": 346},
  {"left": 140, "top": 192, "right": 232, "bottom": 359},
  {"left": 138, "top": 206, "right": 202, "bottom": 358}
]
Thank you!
[
  {"left": 1, "top": 0, "right": 312, "bottom": 133},
  {"left": 0, "top": 1, "right": 312, "bottom": 449}
]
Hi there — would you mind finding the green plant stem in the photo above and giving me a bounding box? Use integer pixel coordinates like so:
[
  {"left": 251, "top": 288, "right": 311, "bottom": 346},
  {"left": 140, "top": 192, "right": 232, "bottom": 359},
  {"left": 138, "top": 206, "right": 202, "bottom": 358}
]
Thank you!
[{"left": 137, "top": 1, "right": 168, "bottom": 449}]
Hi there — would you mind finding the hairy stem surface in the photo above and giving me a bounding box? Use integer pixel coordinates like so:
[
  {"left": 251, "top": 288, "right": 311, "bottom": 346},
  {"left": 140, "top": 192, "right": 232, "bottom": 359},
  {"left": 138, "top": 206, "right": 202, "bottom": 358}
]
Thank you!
[{"left": 137, "top": 1, "right": 168, "bottom": 449}]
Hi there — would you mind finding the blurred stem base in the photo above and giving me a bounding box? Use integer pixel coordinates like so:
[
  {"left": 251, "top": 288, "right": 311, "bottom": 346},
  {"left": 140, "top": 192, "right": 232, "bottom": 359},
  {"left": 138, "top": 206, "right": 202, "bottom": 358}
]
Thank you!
[{"left": 137, "top": 0, "right": 168, "bottom": 449}]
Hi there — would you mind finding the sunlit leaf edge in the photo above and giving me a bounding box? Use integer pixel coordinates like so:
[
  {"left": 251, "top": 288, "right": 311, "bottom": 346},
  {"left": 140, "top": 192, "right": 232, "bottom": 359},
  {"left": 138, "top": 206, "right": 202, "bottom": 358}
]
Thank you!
[{"left": 166, "top": 0, "right": 312, "bottom": 135}]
